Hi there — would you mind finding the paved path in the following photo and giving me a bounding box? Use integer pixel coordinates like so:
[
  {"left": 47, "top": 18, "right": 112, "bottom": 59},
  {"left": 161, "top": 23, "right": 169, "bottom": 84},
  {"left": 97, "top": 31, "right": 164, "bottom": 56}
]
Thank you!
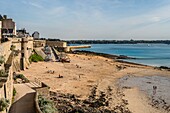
[{"left": 9, "top": 84, "right": 36, "bottom": 113}]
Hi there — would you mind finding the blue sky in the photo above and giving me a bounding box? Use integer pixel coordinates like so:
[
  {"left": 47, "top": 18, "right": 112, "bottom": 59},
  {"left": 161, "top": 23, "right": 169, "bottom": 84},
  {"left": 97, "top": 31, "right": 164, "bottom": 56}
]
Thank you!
[{"left": 1, "top": 0, "right": 170, "bottom": 40}]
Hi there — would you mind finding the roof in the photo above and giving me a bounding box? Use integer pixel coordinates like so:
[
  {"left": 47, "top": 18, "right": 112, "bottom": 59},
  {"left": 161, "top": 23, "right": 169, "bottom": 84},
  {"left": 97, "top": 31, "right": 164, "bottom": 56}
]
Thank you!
[{"left": 0, "top": 14, "right": 3, "bottom": 20}]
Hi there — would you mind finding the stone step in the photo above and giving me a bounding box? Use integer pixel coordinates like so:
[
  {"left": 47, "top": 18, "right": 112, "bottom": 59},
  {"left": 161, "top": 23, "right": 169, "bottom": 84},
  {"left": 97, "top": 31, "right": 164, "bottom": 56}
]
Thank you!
[{"left": 25, "top": 82, "right": 41, "bottom": 88}]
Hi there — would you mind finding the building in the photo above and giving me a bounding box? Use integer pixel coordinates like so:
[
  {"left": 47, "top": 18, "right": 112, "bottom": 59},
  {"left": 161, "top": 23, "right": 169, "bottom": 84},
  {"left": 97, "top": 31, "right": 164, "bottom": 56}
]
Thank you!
[
  {"left": 0, "top": 15, "right": 16, "bottom": 39},
  {"left": 0, "top": 20, "right": 2, "bottom": 42},
  {"left": 32, "top": 31, "right": 40, "bottom": 39},
  {"left": 16, "top": 28, "right": 30, "bottom": 38}
]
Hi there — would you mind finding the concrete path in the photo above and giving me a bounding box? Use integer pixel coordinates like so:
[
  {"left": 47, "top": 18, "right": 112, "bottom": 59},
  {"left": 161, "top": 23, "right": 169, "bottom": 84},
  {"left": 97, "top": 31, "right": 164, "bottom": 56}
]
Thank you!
[{"left": 9, "top": 84, "right": 36, "bottom": 113}]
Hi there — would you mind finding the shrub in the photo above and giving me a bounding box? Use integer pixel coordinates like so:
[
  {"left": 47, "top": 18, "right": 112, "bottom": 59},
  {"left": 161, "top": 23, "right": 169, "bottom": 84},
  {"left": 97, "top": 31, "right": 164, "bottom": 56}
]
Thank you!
[
  {"left": 10, "top": 45, "right": 16, "bottom": 51},
  {"left": 38, "top": 95, "right": 57, "bottom": 113},
  {"left": 13, "top": 88, "right": 16, "bottom": 96},
  {"left": 0, "top": 56, "right": 5, "bottom": 65},
  {"left": 29, "top": 54, "right": 44, "bottom": 62},
  {"left": 0, "top": 69, "right": 8, "bottom": 77},
  {"left": 0, "top": 98, "right": 9, "bottom": 111},
  {"left": 14, "top": 74, "right": 29, "bottom": 83}
]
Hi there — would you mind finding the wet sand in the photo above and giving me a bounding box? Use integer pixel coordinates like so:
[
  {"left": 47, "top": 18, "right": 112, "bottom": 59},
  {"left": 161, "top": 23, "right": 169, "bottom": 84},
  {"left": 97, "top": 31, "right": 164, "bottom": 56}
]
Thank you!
[
  {"left": 119, "top": 76, "right": 170, "bottom": 112},
  {"left": 20, "top": 54, "right": 170, "bottom": 113}
]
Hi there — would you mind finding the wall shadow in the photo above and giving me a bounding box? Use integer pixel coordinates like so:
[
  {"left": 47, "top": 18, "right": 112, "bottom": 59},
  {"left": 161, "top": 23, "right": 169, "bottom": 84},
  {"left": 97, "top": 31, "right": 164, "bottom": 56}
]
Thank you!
[{"left": 9, "top": 92, "right": 36, "bottom": 113}]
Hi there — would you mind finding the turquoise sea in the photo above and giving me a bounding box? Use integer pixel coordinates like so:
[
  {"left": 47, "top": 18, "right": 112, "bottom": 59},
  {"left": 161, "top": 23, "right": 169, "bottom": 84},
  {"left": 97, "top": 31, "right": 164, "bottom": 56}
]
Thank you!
[{"left": 73, "top": 44, "right": 170, "bottom": 67}]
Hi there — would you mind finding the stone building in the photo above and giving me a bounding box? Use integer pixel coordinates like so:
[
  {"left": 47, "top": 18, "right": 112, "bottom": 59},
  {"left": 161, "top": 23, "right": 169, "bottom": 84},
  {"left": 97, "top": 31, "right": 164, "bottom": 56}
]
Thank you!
[
  {"left": 0, "top": 21, "right": 2, "bottom": 42},
  {"left": 0, "top": 15, "right": 16, "bottom": 39},
  {"left": 16, "top": 28, "right": 30, "bottom": 38},
  {"left": 32, "top": 31, "right": 40, "bottom": 39}
]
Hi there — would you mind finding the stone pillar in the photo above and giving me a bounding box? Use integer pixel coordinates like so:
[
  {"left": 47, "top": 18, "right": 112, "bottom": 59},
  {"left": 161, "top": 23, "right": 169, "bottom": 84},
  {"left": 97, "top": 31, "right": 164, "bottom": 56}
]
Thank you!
[{"left": 20, "top": 37, "right": 29, "bottom": 70}]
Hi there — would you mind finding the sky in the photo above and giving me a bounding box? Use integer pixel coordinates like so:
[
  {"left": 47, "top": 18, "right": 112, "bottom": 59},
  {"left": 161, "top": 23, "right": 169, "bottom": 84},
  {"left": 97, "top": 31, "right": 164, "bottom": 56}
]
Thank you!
[{"left": 1, "top": 0, "right": 170, "bottom": 40}]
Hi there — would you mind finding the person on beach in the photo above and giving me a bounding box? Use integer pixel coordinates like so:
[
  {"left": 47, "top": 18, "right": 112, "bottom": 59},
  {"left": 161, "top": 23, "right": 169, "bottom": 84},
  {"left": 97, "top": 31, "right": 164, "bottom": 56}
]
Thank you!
[{"left": 153, "top": 86, "right": 157, "bottom": 95}]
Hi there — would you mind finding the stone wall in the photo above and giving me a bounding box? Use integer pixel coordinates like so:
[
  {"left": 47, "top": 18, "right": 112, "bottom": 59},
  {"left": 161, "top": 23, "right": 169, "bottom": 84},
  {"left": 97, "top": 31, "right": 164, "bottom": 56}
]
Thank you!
[
  {"left": 0, "top": 40, "right": 13, "bottom": 106},
  {"left": 0, "top": 21, "right": 2, "bottom": 42},
  {"left": 5, "top": 66, "right": 13, "bottom": 106},
  {"left": 0, "top": 84, "right": 5, "bottom": 99},
  {"left": 34, "top": 40, "right": 46, "bottom": 48},
  {"left": 46, "top": 41, "right": 67, "bottom": 47},
  {"left": 34, "top": 81, "right": 50, "bottom": 97},
  {"left": 0, "top": 59, "right": 14, "bottom": 113},
  {"left": 0, "top": 40, "right": 12, "bottom": 63},
  {"left": 0, "top": 36, "right": 34, "bottom": 113},
  {"left": 0, "top": 84, "right": 6, "bottom": 113},
  {"left": 34, "top": 82, "right": 50, "bottom": 113},
  {"left": 11, "top": 38, "right": 21, "bottom": 51},
  {"left": 35, "top": 87, "right": 49, "bottom": 97},
  {"left": 27, "top": 37, "right": 34, "bottom": 55},
  {"left": 11, "top": 37, "right": 33, "bottom": 58},
  {"left": 35, "top": 93, "right": 43, "bottom": 113},
  {"left": 12, "top": 56, "right": 21, "bottom": 72}
]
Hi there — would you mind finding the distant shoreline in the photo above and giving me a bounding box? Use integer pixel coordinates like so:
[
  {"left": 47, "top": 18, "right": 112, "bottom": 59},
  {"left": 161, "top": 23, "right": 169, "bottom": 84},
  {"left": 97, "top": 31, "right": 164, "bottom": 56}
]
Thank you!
[{"left": 65, "top": 40, "right": 170, "bottom": 44}]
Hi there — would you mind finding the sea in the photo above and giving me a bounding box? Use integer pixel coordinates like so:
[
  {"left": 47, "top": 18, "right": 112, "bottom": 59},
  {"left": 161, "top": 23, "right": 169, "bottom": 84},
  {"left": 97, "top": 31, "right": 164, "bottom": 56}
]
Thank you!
[{"left": 72, "top": 44, "right": 170, "bottom": 67}]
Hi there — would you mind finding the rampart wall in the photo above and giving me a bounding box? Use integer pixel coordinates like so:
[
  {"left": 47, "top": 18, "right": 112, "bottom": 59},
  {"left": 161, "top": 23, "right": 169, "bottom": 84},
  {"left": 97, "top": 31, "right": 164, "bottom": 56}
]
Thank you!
[
  {"left": 0, "top": 41, "right": 12, "bottom": 63},
  {"left": 46, "top": 41, "right": 67, "bottom": 47}
]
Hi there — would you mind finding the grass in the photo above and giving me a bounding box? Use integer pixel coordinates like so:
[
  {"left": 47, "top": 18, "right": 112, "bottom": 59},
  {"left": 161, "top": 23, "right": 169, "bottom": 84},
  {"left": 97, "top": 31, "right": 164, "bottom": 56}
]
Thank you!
[
  {"left": 29, "top": 54, "right": 44, "bottom": 62},
  {"left": 14, "top": 74, "right": 29, "bottom": 83},
  {"left": 38, "top": 95, "right": 57, "bottom": 113},
  {"left": 13, "top": 88, "right": 16, "bottom": 96},
  {"left": 12, "top": 88, "right": 17, "bottom": 103}
]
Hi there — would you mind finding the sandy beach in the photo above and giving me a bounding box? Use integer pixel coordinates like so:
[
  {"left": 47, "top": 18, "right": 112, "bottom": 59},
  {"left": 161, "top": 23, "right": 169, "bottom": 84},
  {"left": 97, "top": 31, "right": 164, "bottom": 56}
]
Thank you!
[{"left": 20, "top": 53, "right": 170, "bottom": 113}]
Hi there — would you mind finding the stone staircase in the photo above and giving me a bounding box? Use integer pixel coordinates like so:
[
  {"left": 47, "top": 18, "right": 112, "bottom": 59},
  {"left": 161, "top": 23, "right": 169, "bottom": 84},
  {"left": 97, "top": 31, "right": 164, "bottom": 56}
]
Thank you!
[
  {"left": 25, "top": 82, "right": 41, "bottom": 88},
  {"left": 34, "top": 48, "right": 46, "bottom": 59}
]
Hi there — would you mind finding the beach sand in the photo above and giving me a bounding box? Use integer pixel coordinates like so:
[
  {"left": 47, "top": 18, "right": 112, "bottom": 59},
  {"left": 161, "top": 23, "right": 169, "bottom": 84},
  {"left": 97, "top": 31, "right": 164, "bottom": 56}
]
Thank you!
[{"left": 20, "top": 54, "right": 170, "bottom": 113}]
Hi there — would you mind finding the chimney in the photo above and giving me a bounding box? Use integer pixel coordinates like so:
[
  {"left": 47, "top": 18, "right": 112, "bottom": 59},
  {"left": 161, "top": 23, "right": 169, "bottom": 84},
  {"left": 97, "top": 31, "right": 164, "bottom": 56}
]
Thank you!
[{"left": 3, "top": 15, "right": 7, "bottom": 19}]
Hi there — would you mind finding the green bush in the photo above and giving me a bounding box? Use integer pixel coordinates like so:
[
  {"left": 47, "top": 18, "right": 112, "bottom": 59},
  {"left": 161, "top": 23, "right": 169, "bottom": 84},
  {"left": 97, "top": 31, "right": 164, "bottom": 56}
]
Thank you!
[
  {"left": 13, "top": 88, "right": 16, "bottom": 96},
  {"left": 10, "top": 45, "right": 16, "bottom": 51},
  {"left": 0, "top": 56, "right": 5, "bottom": 65},
  {"left": 0, "top": 69, "right": 8, "bottom": 77},
  {"left": 14, "top": 74, "right": 29, "bottom": 83},
  {"left": 0, "top": 98, "right": 9, "bottom": 111},
  {"left": 38, "top": 95, "right": 57, "bottom": 113},
  {"left": 29, "top": 54, "right": 44, "bottom": 62}
]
